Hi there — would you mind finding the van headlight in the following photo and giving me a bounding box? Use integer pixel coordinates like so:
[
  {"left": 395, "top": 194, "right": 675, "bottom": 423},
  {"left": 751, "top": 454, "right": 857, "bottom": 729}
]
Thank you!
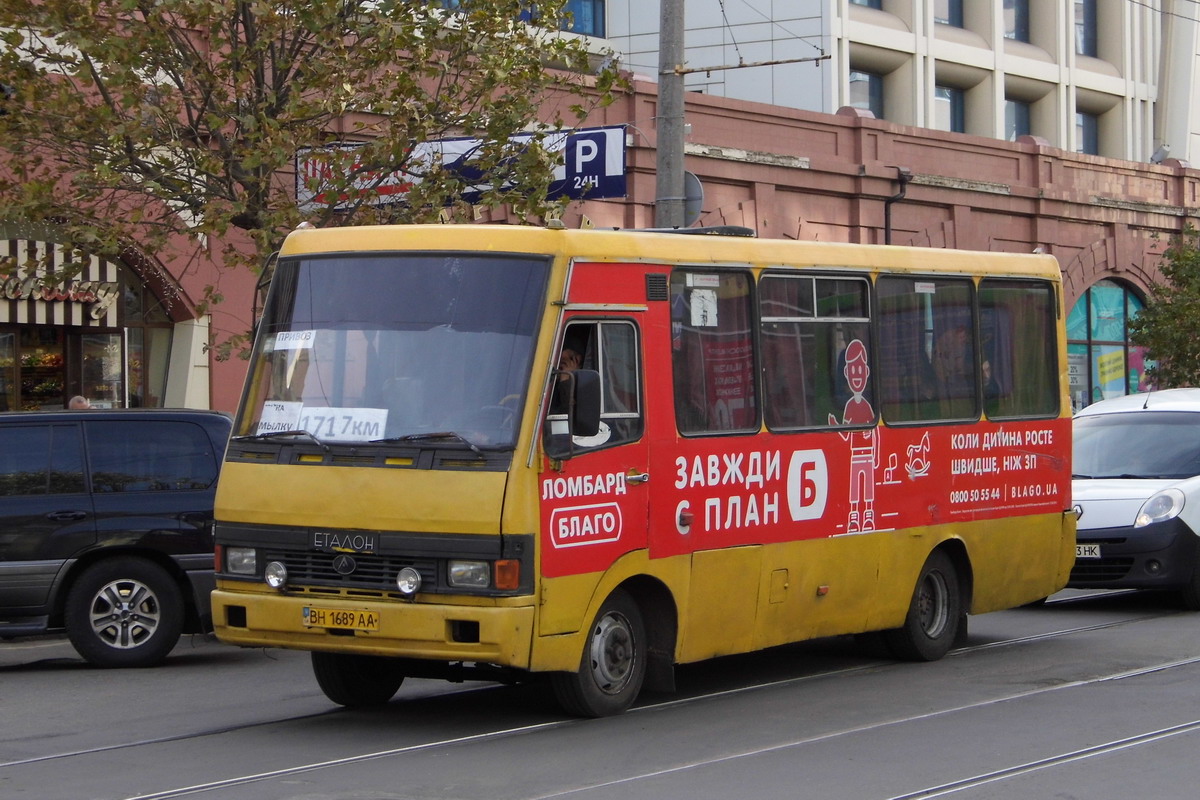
[{"left": 1134, "top": 489, "right": 1185, "bottom": 528}]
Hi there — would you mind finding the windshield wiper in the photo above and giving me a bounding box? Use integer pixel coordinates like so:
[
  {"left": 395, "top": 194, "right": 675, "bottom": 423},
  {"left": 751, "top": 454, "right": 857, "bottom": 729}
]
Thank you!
[
  {"left": 232, "top": 430, "right": 330, "bottom": 451},
  {"left": 373, "top": 431, "right": 486, "bottom": 457}
]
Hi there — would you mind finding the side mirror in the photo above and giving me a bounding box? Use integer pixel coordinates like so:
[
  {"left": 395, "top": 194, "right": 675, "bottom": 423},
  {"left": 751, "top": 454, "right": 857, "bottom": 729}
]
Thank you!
[{"left": 543, "top": 369, "right": 601, "bottom": 459}]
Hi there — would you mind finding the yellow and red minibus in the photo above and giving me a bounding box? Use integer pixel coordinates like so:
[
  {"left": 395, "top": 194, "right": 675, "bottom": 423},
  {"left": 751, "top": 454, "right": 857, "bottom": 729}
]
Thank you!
[{"left": 212, "top": 223, "right": 1074, "bottom": 716}]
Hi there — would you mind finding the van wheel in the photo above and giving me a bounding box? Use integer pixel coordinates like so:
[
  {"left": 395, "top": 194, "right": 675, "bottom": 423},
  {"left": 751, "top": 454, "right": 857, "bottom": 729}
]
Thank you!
[
  {"left": 551, "top": 589, "right": 646, "bottom": 717},
  {"left": 64, "top": 558, "right": 184, "bottom": 668},
  {"left": 884, "top": 551, "right": 962, "bottom": 662},
  {"left": 311, "top": 652, "right": 404, "bottom": 707}
]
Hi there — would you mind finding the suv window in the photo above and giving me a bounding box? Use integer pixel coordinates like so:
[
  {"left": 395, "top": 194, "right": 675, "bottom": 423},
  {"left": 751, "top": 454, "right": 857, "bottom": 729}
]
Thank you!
[
  {"left": 87, "top": 420, "right": 220, "bottom": 492},
  {"left": 0, "top": 424, "right": 85, "bottom": 496}
]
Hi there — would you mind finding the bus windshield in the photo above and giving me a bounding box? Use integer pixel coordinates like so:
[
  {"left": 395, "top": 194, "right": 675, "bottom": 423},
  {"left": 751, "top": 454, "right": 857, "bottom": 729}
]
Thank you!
[{"left": 234, "top": 252, "right": 550, "bottom": 448}]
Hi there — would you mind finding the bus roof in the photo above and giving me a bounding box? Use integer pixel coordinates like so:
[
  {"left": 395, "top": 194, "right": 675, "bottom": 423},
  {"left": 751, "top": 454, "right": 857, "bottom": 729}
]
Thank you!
[{"left": 278, "top": 224, "right": 1063, "bottom": 280}]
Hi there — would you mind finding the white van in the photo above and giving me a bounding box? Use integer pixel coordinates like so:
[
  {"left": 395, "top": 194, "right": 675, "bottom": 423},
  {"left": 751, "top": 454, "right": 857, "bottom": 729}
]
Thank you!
[{"left": 1072, "top": 388, "right": 1200, "bottom": 608}]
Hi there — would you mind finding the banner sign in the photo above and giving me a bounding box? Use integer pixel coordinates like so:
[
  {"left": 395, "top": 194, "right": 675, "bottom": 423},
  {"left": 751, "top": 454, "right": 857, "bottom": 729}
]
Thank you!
[{"left": 296, "top": 125, "right": 626, "bottom": 211}]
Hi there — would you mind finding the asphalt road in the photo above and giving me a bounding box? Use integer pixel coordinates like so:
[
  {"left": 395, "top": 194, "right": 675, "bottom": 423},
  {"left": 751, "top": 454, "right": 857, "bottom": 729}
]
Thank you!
[{"left": 3, "top": 589, "right": 1200, "bottom": 800}]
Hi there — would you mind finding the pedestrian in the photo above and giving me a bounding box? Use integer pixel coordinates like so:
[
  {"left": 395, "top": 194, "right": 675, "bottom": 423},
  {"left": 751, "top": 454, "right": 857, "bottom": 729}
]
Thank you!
[{"left": 68, "top": 395, "right": 92, "bottom": 409}]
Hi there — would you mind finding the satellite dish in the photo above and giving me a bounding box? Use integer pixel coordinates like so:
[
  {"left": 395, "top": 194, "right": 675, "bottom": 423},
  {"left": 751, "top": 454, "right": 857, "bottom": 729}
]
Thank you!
[{"left": 683, "top": 171, "right": 704, "bottom": 227}]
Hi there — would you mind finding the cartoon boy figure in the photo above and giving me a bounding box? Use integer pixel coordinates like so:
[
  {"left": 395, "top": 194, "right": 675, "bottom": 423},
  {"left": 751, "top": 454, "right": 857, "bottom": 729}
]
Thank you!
[{"left": 828, "top": 339, "right": 878, "bottom": 532}]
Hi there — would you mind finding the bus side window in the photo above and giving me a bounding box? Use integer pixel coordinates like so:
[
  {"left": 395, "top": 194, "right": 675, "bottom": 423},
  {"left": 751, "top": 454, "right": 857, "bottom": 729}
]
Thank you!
[
  {"left": 549, "top": 320, "right": 643, "bottom": 453},
  {"left": 759, "top": 274, "right": 871, "bottom": 430},
  {"left": 979, "top": 279, "right": 1059, "bottom": 417},
  {"left": 878, "top": 276, "right": 977, "bottom": 422},
  {"left": 671, "top": 270, "right": 759, "bottom": 434}
]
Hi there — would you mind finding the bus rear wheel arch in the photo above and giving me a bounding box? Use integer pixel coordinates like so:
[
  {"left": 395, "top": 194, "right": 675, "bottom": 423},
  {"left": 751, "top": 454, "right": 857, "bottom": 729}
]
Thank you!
[
  {"left": 551, "top": 588, "right": 647, "bottom": 717},
  {"left": 884, "top": 549, "right": 965, "bottom": 662}
]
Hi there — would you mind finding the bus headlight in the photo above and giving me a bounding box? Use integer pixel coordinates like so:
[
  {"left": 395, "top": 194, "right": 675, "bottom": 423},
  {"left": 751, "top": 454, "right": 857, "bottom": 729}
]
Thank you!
[
  {"left": 448, "top": 560, "right": 490, "bottom": 589},
  {"left": 264, "top": 561, "right": 288, "bottom": 589},
  {"left": 396, "top": 566, "right": 422, "bottom": 595},
  {"left": 1135, "top": 489, "right": 1185, "bottom": 528},
  {"left": 226, "top": 547, "right": 258, "bottom": 575}
]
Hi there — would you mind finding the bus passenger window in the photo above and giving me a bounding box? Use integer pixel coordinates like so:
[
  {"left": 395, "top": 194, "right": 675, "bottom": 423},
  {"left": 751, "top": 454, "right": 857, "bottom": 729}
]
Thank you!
[
  {"left": 979, "top": 279, "right": 1059, "bottom": 417},
  {"left": 671, "top": 271, "right": 758, "bottom": 434},
  {"left": 759, "top": 274, "right": 870, "bottom": 429},
  {"left": 878, "top": 276, "right": 977, "bottom": 423}
]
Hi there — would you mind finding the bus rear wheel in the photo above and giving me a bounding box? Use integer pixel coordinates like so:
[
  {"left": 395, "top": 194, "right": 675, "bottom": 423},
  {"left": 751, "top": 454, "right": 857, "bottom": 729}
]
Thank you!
[
  {"left": 311, "top": 652, "right": 405, "bottom": 707},
  {"left": 551, "top": 589, "right": 646, "bottom": 717},
  {"left": 884, "top": 550, "right": 962, "bottom": 662}
]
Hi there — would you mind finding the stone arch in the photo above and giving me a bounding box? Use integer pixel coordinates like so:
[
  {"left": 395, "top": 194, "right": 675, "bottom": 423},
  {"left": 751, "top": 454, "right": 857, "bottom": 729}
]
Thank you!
[{"left": 1060, "top": 234, "right": 1162, "bottom": 310}]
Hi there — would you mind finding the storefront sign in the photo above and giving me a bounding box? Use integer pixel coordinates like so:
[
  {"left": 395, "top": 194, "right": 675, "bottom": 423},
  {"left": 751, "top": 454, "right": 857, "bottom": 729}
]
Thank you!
[{"left": 0, "top": 268, "right": 120, "bottom": 320}]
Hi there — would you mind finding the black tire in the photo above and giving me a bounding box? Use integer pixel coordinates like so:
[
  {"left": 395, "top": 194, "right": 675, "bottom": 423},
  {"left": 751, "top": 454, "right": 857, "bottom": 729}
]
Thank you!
[
  {"left": 551, "top": 588, "right": 646, "bottom": 717},
  {"left": 883, "top": 550, "right": 962, "bottom": 662},
  {"left": 64, "top": 557, "right": 184, "bottom": 668},
  {"left": 1179, "top": 563, "right": 1200, "bottom": 611},
  {"left": 311, "top": 652, "right": 404, "bottom": 707}
]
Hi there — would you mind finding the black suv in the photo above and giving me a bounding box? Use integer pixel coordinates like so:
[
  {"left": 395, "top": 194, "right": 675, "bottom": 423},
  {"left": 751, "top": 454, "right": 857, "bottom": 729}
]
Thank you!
[{"left": 0, "top": 409, "right": 231, "bottom": 667}]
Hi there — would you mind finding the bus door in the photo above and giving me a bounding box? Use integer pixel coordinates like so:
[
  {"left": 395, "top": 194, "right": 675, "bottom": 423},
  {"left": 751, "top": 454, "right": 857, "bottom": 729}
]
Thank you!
[{"left": 538, "top": 315, "right": 649, "bottom": 633}]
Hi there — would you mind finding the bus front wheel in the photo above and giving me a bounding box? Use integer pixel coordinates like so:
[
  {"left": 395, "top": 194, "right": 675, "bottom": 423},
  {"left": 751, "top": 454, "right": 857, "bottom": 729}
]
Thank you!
[
  {"left": 311, "top": 651, "right": 404, "bottom": 707},
  {"left": 551, "top": 589, "right": 646, "bottom": 717},
  {"left": 884, "top": 550, "right": 962, "bottom": 662}
]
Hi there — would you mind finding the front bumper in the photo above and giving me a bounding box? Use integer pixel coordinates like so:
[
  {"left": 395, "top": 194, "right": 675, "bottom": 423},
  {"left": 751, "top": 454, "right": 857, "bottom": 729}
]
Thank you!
[
  {"left": 211, "top": 587, "right": 536, "bottom": 668},
  {"left": 1069, "top": 516, "right": 1200, "bottom": 590}
]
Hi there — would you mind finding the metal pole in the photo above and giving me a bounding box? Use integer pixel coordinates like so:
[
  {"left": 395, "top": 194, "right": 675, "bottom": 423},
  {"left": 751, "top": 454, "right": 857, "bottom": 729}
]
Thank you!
[{"left": 655, "top": 0, "right": 685, "bottom": 228}]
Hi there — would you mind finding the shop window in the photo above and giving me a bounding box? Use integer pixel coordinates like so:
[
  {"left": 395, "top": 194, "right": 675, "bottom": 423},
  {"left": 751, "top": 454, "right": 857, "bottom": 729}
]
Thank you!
[
  {"left": 0, "top": 332, "right": 14, "bottom": 412},
  {"left": 120, "top": 266, "right": 171, "bottom": 407},
  {"left": 1067, "top": 280, "right": 1148, "bottom": 411}
]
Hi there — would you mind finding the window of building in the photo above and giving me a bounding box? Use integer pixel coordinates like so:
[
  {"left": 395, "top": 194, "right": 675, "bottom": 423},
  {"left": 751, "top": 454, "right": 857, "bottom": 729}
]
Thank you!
[
  {"left": 1075, "top": 0, "right": 1097, "bottom": 57},
  {"left": 563, "top": 0, "right": 604, "bottom": 37},
  {"left": 1004, "top": 0, "right": 1030, "bottom": 42},
  {"left": 671, "top": 270, "right": 758, "bottom": 434},
  {"left": 1067, "top": 280, "right": 1149, "bottom": 411},
  {"left": 850, "top": 0, "right": 883, "bottom": 8},
  {"left": 1076, "top": 111, "right": 1099, "bottom": 155},
  {"left": 934, "top": 0, "right": 963, "bottom": 27},
  {"left": 1005, "top": 99, "right": 1031, "bottom": 140},
  {"left": 758, "top": 274, "right": 871, "bottom": 430},
  {"left": 934, "top": 86, "right": 965, "bottom": 133},
  {"left": 849, "top": 70, "right": 884, "bottom": 119}
]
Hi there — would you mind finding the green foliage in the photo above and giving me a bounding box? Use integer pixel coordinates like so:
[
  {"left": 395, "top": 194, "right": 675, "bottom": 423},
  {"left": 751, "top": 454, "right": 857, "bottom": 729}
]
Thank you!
[
  {"left": 0, "top": 0, "right": 620, "bottom": 279},
  {"left": 1128, "top": 225, "right": 1200, "bottom": 388}
]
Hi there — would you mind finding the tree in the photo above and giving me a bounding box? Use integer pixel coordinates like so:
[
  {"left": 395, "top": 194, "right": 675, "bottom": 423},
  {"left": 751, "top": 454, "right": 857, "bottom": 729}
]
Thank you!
[
  {"left": 0, "top": 0, "right": 619, "bottom": 347},
  {"left": 1128, "top": 225, "right": 1200, "bottom": 388}
]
